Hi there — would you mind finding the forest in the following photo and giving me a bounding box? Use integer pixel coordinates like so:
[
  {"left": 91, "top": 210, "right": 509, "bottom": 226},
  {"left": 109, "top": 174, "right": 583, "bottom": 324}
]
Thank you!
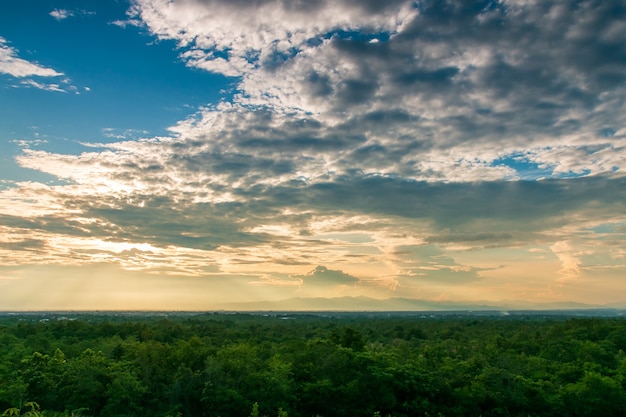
[{"left": 1, "top": 311, "right": 626, "bottom": 417}]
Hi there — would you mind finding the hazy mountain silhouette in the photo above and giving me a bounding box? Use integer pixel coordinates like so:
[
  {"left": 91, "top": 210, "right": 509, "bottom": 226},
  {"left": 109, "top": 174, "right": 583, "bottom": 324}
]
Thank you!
[{"left": 218, "top": 296, "right": 619, "bottom": 312}]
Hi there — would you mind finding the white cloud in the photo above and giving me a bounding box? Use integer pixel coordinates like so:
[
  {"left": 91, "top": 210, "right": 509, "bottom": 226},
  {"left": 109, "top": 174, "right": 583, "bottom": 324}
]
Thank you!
[
  {"left": 0, "top": 37, "right": 81, "bottom": 92},
  {"left": 49, "top": 9, "right": 73, "bottom": 20},
  {"left": 550, "top": 241, "right": 584, "bottom": 283},
  {"left": 0, "top": 37, "right": 64, "bottom": 78},
  {"left": 49, "top": 8, "right": 95, "bottom": 21},
  {"left": 522, "top": 144, "right": 626, "bottom": 177},
  {"left": 130, "top": 0, "right": 417, "bottom": 78},
  {"left": 110, "top": 19, "right": 143, "bottom": 28},
  {"left": 20, "top": 79, "right": 66, "bottom": 93},
  {"left": 122, "top": 0, "right": 626, "bottom": 181}
]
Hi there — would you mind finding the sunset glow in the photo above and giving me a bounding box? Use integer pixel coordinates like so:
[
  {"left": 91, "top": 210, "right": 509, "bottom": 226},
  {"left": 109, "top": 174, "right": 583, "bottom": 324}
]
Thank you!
[{"left": 1, "top": 0, "right": 625, "bottom": 310}]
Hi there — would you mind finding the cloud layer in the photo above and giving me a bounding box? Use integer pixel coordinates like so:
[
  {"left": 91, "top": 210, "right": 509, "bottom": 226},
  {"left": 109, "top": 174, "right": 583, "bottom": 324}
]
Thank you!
[
  {"left": 127, "top": 0, "right": 626, "bottom": 180},
  {"left": 1, "top": 0, "right": 626, "bottom": 306}
]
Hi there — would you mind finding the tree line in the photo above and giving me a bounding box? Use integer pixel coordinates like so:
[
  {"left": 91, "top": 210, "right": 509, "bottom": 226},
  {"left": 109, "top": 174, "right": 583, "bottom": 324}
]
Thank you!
[{"left": 1, "top": 312, "right": 626, "bottom": 416}]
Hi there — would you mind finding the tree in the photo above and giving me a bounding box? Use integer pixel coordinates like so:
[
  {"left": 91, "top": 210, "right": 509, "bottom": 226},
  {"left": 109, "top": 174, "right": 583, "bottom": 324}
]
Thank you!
[
  {"left": 561, "top": 372, "right": 626, "bottom": 417},
  {"left": 3, "top": 401, "right": 43, "bottom": 417},
  {"left": 59, "top": 349, "right": 109, "bottom": 415},
  {"left": 249, "top": 402, "right": 260, "bottom": 417}
]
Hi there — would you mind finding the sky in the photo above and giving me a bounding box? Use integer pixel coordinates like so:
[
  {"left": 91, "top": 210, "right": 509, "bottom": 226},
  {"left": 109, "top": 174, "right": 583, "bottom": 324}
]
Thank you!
[{"left": 1, "top": 0, "right": 625, "bottom": 311}]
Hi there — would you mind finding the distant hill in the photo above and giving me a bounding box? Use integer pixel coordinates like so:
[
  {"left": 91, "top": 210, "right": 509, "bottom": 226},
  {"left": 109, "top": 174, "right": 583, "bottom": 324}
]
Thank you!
[{"left": 218, "top": 296, "right": 618, "bottom": 312}]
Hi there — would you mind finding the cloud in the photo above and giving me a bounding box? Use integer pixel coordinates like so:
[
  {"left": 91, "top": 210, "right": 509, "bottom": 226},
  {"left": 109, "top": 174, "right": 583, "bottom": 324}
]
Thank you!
[
  {"left": 124, "top": 0, "right": 626, "bottom": 182},
  {"left": 298, "top": 265, "right": 360, "bottom": 285},
  {"left": 100, "top": 128, "right": 150, "bottom": 140},
  {"left": 289, "top": 265, "right": 360, "bottom": 297},
  {"left": 110, "top": 19, "right": 143, "bottom": 29},
  {"left": 49, "top": 9, "right": 95, "bottom": 21},
  {"left": 389, "top": 245, "right": 484, "bottom": 283},
  {"left": 129, "top": 0, "right": 416, "bottom": 77},
  {"left": 0, "top": 37, "right": 64, "bottom": 78},
  {"left": 3, "top": 138, "right": 625, "bottom": 283},
  {"left": 20, "top": 79, "right": 66, "bottom": 93},
  {"left": 2, "top": 1, "right": 626, "bottom": 304},
  {"left": 49, "top": 9, "right": 73, "bottom": 20},
  {"left": 0, "top": 237, "right": 47, "bottom": 251},
  {"left": 0, "top": 37, "right": 79, "bottom": 92},
  {"left": 550, "top": 240, "right": 583, "bottom": 283}
]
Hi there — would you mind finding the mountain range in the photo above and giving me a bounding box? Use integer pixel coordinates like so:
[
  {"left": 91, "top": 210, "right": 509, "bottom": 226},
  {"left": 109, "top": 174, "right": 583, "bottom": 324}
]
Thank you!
[{"left": 219, "top": 296, "right": 626, "bottom": 312}]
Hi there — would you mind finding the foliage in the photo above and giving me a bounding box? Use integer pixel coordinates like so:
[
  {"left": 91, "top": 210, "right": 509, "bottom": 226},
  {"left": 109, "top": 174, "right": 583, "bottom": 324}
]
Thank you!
[{"left": 1, "top": 312, "right": 626, "bottom": 416}]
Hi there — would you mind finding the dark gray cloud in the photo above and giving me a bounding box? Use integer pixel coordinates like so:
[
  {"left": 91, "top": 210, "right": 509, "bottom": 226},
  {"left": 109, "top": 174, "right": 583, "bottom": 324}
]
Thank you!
[
  {"left": 296, "top": 265, "right": 360, "bottom": 286},
  {"left": 0, "top": 238, "right": 47, "bottom": 251},
  {"left": 124, "top": 0, "right": 626, "bottom": 184},
  {"left": 4, "top": 172, "right": 622, "bottom": 257},
  {"left": 425, "top": 232, "right": 514, "bottom": 245},
  {"left": 264, "top": 175, "right": 626, "bottom": 230},
  {"left": 392, "top": 244, "right": 484, "bottom": 283},
  {"left": 36, "top": 173, "right": 618, "bottom": 257},
  {"left": 267, "top": 0, "right": 626, "bottom": 156}
]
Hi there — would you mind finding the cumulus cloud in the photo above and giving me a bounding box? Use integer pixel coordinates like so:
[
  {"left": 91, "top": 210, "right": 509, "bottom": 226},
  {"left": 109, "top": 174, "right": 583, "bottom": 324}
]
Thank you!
[
  {"left": 129, "top": 0, "right": 416, "bottom": 76},
  {"left": 298, "top": 265, "right": 359, "bottom": 285},
  {"left": 122, "top": 0, "right": 626, "bottom": 181},
  {"left": 551, "top": 241, "right": 583, "bottom": 283},
  {"left": 288, "top": 265, "right": 360, "bottom": 297}
]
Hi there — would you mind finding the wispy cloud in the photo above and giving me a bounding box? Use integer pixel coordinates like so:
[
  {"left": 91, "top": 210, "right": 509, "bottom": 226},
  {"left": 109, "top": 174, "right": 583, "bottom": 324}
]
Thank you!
[
  {"left": 0, "top": 37, "right": 80, "bottom": 92},
  {"left": 49, "top": 9, "right": 95, "bottom": 21},
  {"left": 100, "top": 127, "right": 150, "bottom": 140},
  {"left": 0, "top": 37, "right": 63, "bottom": 78},
  {"left": 109, "top": 17, "right": 143, "bottom": 28},
  {"left": 19, "top": 79, "right": 66, "bottom": 93}
]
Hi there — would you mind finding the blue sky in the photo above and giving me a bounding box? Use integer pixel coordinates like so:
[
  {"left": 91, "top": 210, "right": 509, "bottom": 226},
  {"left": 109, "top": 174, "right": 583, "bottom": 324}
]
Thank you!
[
  {"left": 1, "top": 0, "right": 229, "bottom": 181},
  {"left": 1, "top": 0, "right": 625, "bottom": 310}
]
